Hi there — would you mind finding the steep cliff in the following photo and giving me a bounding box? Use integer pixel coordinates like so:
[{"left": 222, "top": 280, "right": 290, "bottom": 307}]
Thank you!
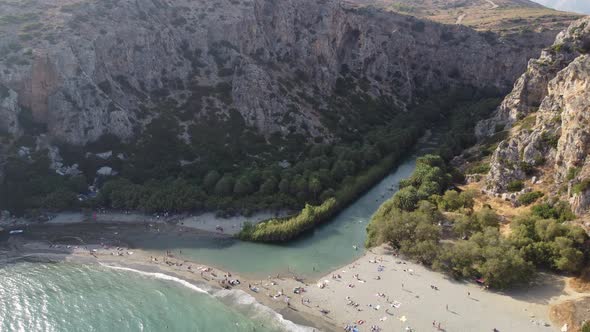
[
  {"left": 0, "top": 0, "right": 563, "bottom": 147},
  {"left": 481, "top": 17, "right": 590, "bottom": 214}
]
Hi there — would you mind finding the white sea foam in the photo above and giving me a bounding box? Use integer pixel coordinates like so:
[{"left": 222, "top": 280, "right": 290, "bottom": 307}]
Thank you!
[
  {"left": 100, "top": 263, "right": 208, "bottom": 294},
  {"left": 212, "top": 288, "right": 316, "bottom": 332},
  {"left": 100, "top": 263, "right": 316, "bottom": 332}
]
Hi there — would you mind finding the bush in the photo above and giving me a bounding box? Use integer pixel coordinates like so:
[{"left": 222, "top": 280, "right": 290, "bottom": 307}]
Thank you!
[
  {"left": 573, "top": 179, "right": 590, "bottom": 195},
  {"left": 582, "top": 321, "right": 590, "bottom": 332},
  {"left": 392, "top": 186, "right": 420, "bottom": 211},
  {"left": 507, "top": 180, "right": 524, "bottom": 192},
  {"left": 567, "top": 167, "right": 580, "bottom": 181},
  {"left": 531, "top": 201, "right": 575, "bottom": 222},
  {"left": 438, "top": 190, "right": 475, "bottom": 212},
  {"left": 518, "top": 191, "right": 544, "bottom": 206},
  {"left": 510, "top": 215, "right": 588, "bottom": 273},
  {"left": 541, "top": 131, "right": 559, "bottom": 148},
  {"left": 466, "top": 163, "right": 490, "bottom": 174},
  {"left": 519, "top": 162, "right": 535, "bottom": 176}
]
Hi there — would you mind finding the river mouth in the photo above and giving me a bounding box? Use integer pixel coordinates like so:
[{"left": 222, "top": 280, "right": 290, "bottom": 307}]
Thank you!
[
  {"left": 122, "top": 132, "right": 444, "bottom": 280},
  {"left": 5, "top": 131, "right": 444, "bottom": 281},
  {"left": 9, "top": 152, "right": 414, "bottom": 281},
  {"left": 124, "top": 157, "right": 417, "bottom": 280}
]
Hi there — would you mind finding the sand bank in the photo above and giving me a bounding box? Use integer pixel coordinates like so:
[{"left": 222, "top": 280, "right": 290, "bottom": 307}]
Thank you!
[{"left": 11, "top": 209, "right": 288, "bottom": 236}]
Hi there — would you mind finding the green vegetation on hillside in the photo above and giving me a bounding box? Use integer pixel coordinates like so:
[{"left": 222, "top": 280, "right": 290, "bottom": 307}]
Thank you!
[
  {"left": 1, "top": 83, "right": 501, "bottom": 222},
  {"left": 366, "top": 155, "right": 589, "bottom": 289}
]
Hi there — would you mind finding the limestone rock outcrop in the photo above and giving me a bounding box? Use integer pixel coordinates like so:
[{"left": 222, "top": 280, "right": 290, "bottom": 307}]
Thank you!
[{"left": 483, "top": 17, "right": 590, "bottom": 214}]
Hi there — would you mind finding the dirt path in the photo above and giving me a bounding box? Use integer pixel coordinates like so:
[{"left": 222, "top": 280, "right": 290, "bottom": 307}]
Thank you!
[{"left": 456, "top": 13, "right": 466, "bottom": 24}]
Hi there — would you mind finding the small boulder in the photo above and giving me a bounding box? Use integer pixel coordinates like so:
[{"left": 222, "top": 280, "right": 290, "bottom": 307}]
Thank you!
[{"left": 97, "top": 166, "right": 115, "bottom": 176}]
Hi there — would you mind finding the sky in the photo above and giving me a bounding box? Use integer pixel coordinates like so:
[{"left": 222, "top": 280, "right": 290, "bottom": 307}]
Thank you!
[{"left": 531, "top": 0, "right": 590, "bottom": 14}]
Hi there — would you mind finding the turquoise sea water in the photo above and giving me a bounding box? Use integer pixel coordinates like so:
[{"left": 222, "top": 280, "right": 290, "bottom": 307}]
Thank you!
[{"left": 0, "top": 261, "right": 302, "bottom": 332}]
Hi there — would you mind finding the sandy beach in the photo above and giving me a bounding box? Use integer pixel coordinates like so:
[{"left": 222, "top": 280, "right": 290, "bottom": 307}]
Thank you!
[
  {"left": 2, "top": 225, "right": 588, "bottom": 332},
  {"left": 272, "top": 246, "right": 588, "bottom": 332}
]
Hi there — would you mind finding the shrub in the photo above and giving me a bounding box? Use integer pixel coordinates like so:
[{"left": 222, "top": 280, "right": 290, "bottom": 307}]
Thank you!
[
  {"left": 582, "top": 321, "right": 590, "bottom": 332},
  {"left": 392, "top": 186, "right": 420, "bottom": 211},
  {"left": 507, "top": 180, "right": 524, "bottom": 192},
  {"left": 531, "top": 201, "right": 575, "bottom": 222},
  {"left": 541, "top": 131, "right": 559, "bottom": 148},
  {"left": 438, "top": 190, "right": 475, "bottom": 211},
  {"left": 567, "top": 167, "right": 580, "bottom": 181},
  {"left": 510, "top": 215, "right": 587, "bottom": 273},
  {"left": 518, "top": 191, "right": 544, "bottom": 206},
  {"left": 573, "top": 179, "right": 590, "bottom": 195},
  {"left": 466, "top": 163, "right": 490, "bottom": 174},
  {"left": 519, "top": 162, "right": 535, "bottom": 176}
]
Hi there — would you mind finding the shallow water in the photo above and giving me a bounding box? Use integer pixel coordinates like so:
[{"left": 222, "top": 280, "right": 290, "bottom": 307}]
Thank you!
[{"left": 0, "top": 261, "right": 303, "bottom": 332}]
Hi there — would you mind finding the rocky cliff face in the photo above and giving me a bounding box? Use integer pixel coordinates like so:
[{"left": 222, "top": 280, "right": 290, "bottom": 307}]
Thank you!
[
  {"left": 0, "top": 0, "right": 560, "bottom": 148},
  {"left": 481, "top": 17, "right": 590, "bottom": 214}
]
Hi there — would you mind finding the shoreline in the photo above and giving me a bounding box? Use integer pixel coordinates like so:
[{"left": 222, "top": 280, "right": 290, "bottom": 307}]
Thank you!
[
  {"left": 2, "top": 223, "right": 589, "bottom": 332},
  {"left": 1, "top": 234, "right": 339, "bottom": 332}
]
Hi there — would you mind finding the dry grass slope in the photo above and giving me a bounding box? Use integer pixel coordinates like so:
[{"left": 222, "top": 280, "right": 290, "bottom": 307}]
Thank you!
[{"left": 349, "top": 0, "right": 582, "bottom": 34}]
